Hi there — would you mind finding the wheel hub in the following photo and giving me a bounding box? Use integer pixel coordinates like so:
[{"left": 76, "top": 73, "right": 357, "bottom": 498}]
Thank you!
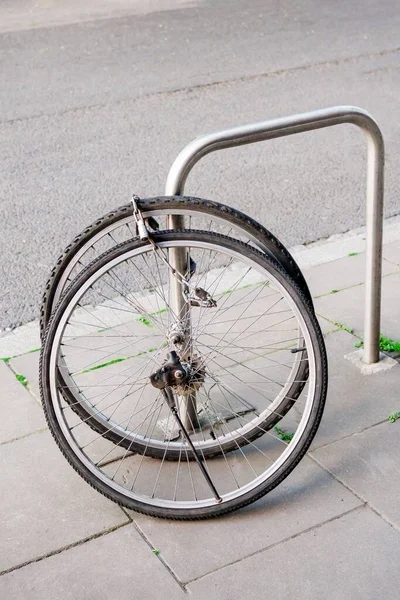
[{"left": 149, "top": 350, "right": 205, "bottom": 395}]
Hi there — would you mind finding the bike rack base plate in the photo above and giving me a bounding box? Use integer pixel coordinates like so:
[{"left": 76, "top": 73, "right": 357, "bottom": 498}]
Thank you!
[{"left": 344, "top": 349, "right": 398, "bottom": 375}]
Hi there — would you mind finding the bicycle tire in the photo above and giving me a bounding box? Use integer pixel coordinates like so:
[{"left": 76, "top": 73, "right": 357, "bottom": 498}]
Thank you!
[
  {"left": 40, "top": 197, "right": 311, "bottom": 454},
  {"left": 40, "top": 230, "right": 327, "bottom": 520}
]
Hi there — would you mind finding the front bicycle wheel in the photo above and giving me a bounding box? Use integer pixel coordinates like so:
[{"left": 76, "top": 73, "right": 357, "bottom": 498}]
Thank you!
[{"left": 40, "top": 230, "right": 327, "bottom": 519}]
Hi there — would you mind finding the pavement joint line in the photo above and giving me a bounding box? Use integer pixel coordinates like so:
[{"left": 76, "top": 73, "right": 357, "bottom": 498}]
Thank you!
[
  {"left": 131, "top": 518, "right": 188, "bottom": 594},
  {"left": 309, "top": 418, "right": 390, "bottom": 453},
  {"left": 382, "top": 257, "right": 400, "bottom": 268},
  {"left": 119, "top": 506, "right": 133, "bottom": 522},
  {"left": 1, "top": 215, "right": 400, "bottom": 357},
  {"left": 4, "top": 359, "right": 41, "bottom": 406},
  {"left": 315, "top": 313, "right": 361, "bottom": 338},
  {"left": 183, "top": 504, "right": 365, "bottom": 586},
  {"left": 0, "top": 520, "right": 132, "bottom": 578},
  {"left": 97, "top": 452, "right": 135, "bottom": 469},
  {"left": 314, "top": 284, "right": 363, "bottom": 300},
  {"left": 323, "top": 327, "right": 344, "bottom": 338},
  {"left": 312, "top": 264, "right": 400, "bottom": 300},
  {"left": 2, "top": 44, "right": 400, "bottom": 128},
  {"left": 0, "top": 427, "right": 48, "bottom": 447},
  {"left": 309, "top": 454, "right": 400, "bottom": 534}
]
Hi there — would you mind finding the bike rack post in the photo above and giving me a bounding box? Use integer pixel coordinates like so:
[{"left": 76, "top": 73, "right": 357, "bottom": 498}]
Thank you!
[{"left": 165, "top": 106, "right": 385, "bottom": 366}]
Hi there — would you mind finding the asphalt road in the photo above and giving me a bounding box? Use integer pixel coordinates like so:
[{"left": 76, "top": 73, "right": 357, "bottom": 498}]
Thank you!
[{"left": 1, "top": 0, "right": 400, "bottom": 330}]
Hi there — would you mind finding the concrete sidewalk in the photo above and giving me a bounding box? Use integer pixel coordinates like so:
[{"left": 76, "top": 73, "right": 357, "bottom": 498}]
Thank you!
[{"left": 1, "top": 218, "right": 400, "bottom": 599}]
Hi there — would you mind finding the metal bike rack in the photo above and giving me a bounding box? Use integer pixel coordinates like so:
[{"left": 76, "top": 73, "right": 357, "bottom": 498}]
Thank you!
[{"left": 165, "top": 105, "right": 385, "bottom": 366}]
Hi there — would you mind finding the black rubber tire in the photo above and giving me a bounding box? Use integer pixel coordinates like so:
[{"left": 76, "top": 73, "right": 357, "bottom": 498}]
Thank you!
[
  {"left": 42, "top": 228, "right": 309, "bottom": 459},
  {"left": 39, "top": 198, "right": 310, "bottom": 456},
  {"left": 40, "top": 231, "right": 327, "bottom": 520},
  {"left": 40, "top": 196, "right": 312, "bottom": 338}
]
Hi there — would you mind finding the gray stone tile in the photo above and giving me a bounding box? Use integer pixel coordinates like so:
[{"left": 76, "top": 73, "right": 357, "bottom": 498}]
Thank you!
[
  {"left": 0, "top": 524, "right": 186, "bottom": 600},
  {"left": 0, "top": 431, "right": 128, "bottom": 572},
  {"left": 132, "top": 454, "right": 361, "bottom": 582},
  {"left": 314, "top": 271, "right": 400, "bottom": 340},
  {"left": 187, "top": 507, "right": 400, "bottom": 600},
  {"left": 9, "top": 351, "right": 40, "bottom": 401},
  {"left": 0, "top": 361, "right": 45, "bottom": 443},
  {"left": 312, "top": 420, "right": 400, "bottom": 527},
  {"left": 310, "top": 331, "right": 400, "bottom": 449},
  {"left": 303, "top": 251, "right": 399, "bottom": 299},
  {"left": 383, "top": 240, "right": 400, "bottom": 266},
  {"left": 318, "top": 314, "right": 341, "bottom": 335}
]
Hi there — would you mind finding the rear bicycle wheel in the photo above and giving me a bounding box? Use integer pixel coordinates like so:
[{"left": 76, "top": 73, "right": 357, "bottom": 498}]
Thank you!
[
  {"left": 40, "top": 197, "right": 311, "bottom": 444},
  {"left": 40, "top": 230, "right": 327, "bottom": 519}
]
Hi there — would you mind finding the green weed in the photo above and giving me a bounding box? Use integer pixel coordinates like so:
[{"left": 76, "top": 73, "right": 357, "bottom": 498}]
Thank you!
[
  {"left": 80, "top": 357, "right": 127, "bottom": 373},
  {"left": 78, "top": 347, "right": 158, "bottom": 374},
  {"left": 274, "top": 426, "right": 294, "bottom": 443},
  {"left": 354, "top": 335, "right": 400, "bottom": 353},
  {"left": 150, "top": 308, "right": 167, "bottom": 316},
  {"left": 15, "top": 373, "right": 28, "bottom": 387},
  {"left": 334, "top": 322, "right": 354, "bottom": 334},
  {"left": 136, "top": 315, "right": 152, "bottom": 327},
  {"left": 378, "top": 335, "right": 400, "bottom": 353},
  {"left": 240, "top": 283, "right": 254, "bottom": 290},
  {"left": 388, "top": 412, "right": 400, "bottom": 423}
]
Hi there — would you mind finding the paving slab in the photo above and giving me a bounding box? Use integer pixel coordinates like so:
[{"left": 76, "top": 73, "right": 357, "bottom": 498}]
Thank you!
[
  {"left": 0, "top": 431, "right": 128, "bottom": 572},
  {"left": 187, "top": 507, "right": 400, "bottom": 599},
  {"left": 316, "top": 314, "right": 340, "bottom": 335},
  {"left": 383, "top": 239, "right": 400, "bottom": 266},
  {"left": 0, "top": 524, "right": 186, "bottom": 600},
  {"left": 312, "top": 420, "right": 400, "bottom": 528},
  {"left": 315, "top": 271, "right": 400, "bottom": 340},
  {"left": 303, "top": 251, "right": 399, "bottom": 299},
  {"left": 0, "top": 361, "right": 45, "bottom": 444},
  {"left": 132, "top": 454, "right": 361, "bottom": 582},
  {"left": 310, "top": 330, "right": 400, "bottom": 450},
  {"left": 9, "top": 351, "right": 40, "bottom": 401}
]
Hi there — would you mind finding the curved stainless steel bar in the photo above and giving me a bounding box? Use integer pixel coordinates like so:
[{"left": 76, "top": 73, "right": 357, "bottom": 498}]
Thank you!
[{"left": 165, "top": 106, "right": 385, "bottom": 364}]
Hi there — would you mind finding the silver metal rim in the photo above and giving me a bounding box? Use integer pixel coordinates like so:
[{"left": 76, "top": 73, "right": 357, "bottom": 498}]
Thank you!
[
  {"left": 48, "top": 238, "right": 317, "bottom": 511},
  {"left": 54, "top": 206, "right": 304, "bottom": 448},
  {"left": 56, "top": 233, "right": 304, "bottom": 453}
]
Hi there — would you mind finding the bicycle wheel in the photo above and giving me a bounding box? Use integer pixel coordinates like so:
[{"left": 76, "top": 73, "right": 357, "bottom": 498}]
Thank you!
[
  {"left": 40, "top": 197, "right": 311, "bottom": 444},
  {"left": 40, "top": 230, "right": 327, "bottom": 519}
]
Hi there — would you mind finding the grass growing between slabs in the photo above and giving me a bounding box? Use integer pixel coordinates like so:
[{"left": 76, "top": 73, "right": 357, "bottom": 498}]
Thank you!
[
  {"left": 0, "top": 347, "right": 40, "bottom": 364},
  {"left": 388, "top": 412, "right": 400, "bottom": 423},
  {"left": 274, "top": 426, "right": 294, "bottom": 443},
  {"left": 354, "top": 334, "right": 400, "bottom": 353},
  {"left": 15, "top": 373, "right": 28, "bottom": 387},
  {"left": 77, "top": 346, "right": 160, "bottom": 374},
  {"left": 334, "top": 322, "right": 354, "bottom": 335},
  {"left": 136, "top": 316, "right": 152, "bottom": 327}
]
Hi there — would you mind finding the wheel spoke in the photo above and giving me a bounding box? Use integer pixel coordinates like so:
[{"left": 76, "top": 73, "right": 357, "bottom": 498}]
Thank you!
[{"left": 42, "top": 227, "right": 324, "bottom": 518}]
